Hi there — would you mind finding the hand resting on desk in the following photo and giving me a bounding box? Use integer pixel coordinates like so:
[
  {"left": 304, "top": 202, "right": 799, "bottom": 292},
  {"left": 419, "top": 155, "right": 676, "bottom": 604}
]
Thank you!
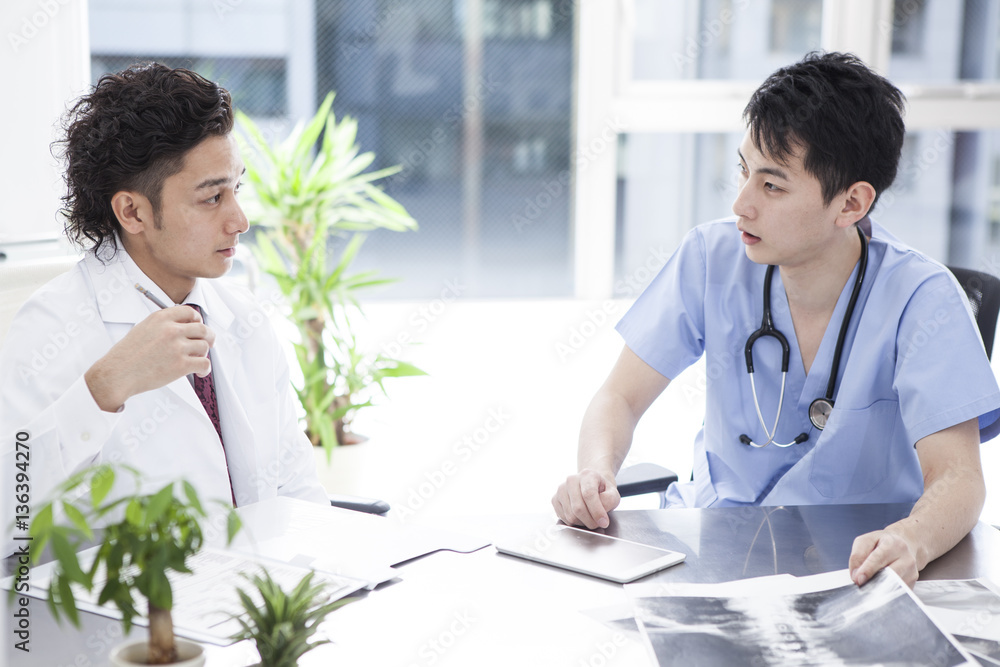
[
  {"left": 848, "top": 418, "right": 984, "bottom": 589},
  {"left": 552, "top": 468, "right": 621, "bottom": 530}
]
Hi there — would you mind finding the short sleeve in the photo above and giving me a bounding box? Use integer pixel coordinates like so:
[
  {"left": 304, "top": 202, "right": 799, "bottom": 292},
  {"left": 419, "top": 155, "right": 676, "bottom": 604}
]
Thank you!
[
  {"left": 616, "top": 228, "right": 708, "bottom": 380},
  {"left": 893, "top": 270, "right": 1000, "bottom": 444}
]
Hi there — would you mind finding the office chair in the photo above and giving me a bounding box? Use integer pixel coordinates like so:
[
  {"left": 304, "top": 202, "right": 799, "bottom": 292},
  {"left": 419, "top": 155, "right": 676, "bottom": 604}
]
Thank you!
[
  {"left": 616, "top": 265, "right": 1000, "bottom": 509},
  {"left": 946, "top": 266, "right": 1000, "bottom": 360},
  {"left": 616, "top": 462, "right": 678, "bottom": 509},
  {"left": 0, "top": 254, "right": 82, "bottom": 345}
]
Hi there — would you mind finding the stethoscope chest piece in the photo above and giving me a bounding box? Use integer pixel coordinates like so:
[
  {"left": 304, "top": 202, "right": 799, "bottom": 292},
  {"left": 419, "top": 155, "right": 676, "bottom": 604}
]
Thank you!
[{"left": 808, "top": 398, "right": 834, "bottom": 430}]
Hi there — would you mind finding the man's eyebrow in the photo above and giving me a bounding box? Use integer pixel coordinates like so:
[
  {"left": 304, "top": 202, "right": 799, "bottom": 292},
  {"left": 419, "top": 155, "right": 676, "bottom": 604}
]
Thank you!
[
  {"left": 737, "top": 149, "right": 789, "bottom": 181},
  {"left": 195, "top": 167, "right": 246, "bottom": 190}
]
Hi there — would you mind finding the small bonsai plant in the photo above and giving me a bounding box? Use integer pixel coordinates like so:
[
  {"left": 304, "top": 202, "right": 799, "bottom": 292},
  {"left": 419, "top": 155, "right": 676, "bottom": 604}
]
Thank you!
[
  {"left": 230, "top": 568, "right": 354, "bottom": 667},
  {"left": 28, "top": 464, "right": 241, "bottom": 664},
  {"left": 238, "top": 92, "right": 425, "bottom": 451}
]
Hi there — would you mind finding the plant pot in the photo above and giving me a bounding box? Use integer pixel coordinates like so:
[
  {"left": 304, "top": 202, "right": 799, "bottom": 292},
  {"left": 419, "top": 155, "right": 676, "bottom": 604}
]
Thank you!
[{"left": 109, "top": 638, "right": 205, "bottom": 666}]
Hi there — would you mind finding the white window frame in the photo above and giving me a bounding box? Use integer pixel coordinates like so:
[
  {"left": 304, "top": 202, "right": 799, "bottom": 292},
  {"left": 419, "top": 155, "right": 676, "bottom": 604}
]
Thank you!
[{"left": 574, "top": 0, "right": 1000, "bottom": 298}]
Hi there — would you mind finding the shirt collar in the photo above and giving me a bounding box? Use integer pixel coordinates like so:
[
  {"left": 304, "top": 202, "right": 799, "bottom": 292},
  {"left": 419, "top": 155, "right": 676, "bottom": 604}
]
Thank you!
[
  {"left": 114, "top": 242, "right": 177, "bottom": 309},
  {"left": 88, "top": 235, "right": 232, "bottom": 329}
]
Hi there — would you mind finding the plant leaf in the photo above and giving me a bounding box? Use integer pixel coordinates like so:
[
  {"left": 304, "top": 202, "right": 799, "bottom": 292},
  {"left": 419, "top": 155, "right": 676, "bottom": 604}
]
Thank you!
[
  {"left": 376, "top": 361, "right": 428, "bottom": 378},
  {"left": 125, "top": 498, "right": 143, "bottom": 526},
  {"left": 90, "top": 466, "right": 115, "bottom": 508},
  {"left": 146, "top": 484, "right": 175, "bottom": 525},
  {"left": 60, "top": 501, "right": 92, "bottom": 540},
  {"left": 227, "top": 511, "right": 242, "bottom": 544},
  {"left": 57, "top": 575, "right": 81, "bottom": 627},
  {"left": 182, "top": 481, "right": 205, "bottom": 516},
  {"left": 50, "top": 532, "right": 88, "bottom": 585}
]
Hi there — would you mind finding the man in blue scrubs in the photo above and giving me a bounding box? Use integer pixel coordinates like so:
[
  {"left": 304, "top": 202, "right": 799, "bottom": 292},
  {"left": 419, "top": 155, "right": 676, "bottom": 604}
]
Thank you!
[{"left": 552, "top": 52, "right": 1000, "bottom": 587}]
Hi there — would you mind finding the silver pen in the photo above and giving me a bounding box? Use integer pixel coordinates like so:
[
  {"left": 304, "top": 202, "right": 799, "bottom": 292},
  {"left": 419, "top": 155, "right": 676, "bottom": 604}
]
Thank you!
[{"left": 134, "top": 283, "right": 170, "bottom": 309}]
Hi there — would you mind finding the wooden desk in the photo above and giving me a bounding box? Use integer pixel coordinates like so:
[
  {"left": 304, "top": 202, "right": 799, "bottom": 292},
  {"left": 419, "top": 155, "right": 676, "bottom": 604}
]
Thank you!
[{"left": 8, "top": 504, "right": 1000, "bottom": 666}]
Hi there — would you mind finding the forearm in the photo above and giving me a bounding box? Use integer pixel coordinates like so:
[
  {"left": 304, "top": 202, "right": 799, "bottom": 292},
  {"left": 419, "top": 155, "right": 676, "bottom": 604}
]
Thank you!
[
  {"left": 85, "top": 355, "right": 134, "bottom": 412},
  {"left": 577, "top": 389, "right": 641, "bottom": 478},
  {"left": 887, "top": 461, "right": 985, "bottom": 571},
  {"left": 554, "top": 346, "right": 670, "bottom": 529},
  {"left": 850, "top": 419, "right": 985, "bottom": 586}
]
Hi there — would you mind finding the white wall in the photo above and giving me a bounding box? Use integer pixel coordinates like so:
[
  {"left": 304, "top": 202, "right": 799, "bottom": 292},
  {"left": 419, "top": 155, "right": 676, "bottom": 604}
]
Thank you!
[{"left": 0, "top": 0, "right": 89, "bottom": 256}]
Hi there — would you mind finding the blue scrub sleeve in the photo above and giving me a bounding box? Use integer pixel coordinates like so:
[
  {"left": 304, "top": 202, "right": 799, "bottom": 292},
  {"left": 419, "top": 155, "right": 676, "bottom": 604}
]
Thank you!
[
  {"left": 978, "top": 408, "right": 1000, "bottom": 442},
  {"left": 893, "top": 270, "right": 1000, "bottom": 444},
  {"left": 616, "top": 228, "right": 708, "bottom": 381}
]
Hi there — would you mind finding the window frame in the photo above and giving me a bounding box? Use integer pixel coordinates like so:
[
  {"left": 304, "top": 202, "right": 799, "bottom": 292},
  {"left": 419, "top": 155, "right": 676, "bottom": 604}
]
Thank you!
[{"left": 574, "top": 0, "right": 1000, "bottom": 298}]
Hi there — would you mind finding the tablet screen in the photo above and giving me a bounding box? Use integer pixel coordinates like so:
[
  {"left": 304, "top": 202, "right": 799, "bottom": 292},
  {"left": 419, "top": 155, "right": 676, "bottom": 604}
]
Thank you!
[{"left": 496, "top": 526, "right": 685, "bottom": 583}]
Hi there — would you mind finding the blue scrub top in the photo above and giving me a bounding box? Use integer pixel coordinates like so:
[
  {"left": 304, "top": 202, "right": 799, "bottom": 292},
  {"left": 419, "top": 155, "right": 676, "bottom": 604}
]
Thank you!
[{"left": 617, "top": 217, "right": 1000, "bottom": 508}]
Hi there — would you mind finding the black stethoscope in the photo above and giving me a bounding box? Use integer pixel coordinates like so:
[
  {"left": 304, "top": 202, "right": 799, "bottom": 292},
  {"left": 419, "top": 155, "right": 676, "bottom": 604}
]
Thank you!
[{"left": 739, "top": 226, "right": 868, "bottom": 448}]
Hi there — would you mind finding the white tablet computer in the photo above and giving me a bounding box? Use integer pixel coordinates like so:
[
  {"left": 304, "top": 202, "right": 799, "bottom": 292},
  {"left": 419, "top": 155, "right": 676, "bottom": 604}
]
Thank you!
[{"left": 495, "top": 525, "right": 685, "bottom": 583}]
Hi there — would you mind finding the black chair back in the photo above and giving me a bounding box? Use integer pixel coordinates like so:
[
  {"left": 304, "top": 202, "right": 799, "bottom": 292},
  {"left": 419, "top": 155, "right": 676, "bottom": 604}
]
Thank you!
[{"left": 947, "top": 266, "right": 1000, "bottom": 360}]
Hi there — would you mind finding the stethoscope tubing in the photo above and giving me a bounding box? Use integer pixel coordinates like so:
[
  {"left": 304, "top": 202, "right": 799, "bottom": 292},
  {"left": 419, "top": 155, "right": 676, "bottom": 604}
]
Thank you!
[{"left": 741, "top": 225, "right": 869, "bottom": 447}]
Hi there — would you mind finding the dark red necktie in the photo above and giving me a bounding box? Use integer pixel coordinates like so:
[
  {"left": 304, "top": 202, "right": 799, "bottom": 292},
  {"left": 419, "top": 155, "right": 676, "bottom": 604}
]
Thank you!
[{"left": 187, "top": 304, "right": 236, "bottom": 506}]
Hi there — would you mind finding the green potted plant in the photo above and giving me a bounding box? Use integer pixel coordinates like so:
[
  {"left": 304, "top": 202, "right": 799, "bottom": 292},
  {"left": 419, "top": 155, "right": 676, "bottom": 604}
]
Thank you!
[
  {"left": 27, "top": 464, "right": 241, "bottom": 665},
  {"left": 229, "top": 568, "right": 354, "bottom": 666},
  {"left": 237, "top": 92, "right": 426, "bottom": 451}
]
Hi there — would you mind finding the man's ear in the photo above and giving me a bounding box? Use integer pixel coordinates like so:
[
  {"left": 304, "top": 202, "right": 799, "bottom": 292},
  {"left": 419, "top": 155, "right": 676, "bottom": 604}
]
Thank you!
[
  {"left": 835, "top": 181, "right": 877, "bottom": 228},
  {"left": 111, "top": 191, "right": 154, "bottom": 236}
]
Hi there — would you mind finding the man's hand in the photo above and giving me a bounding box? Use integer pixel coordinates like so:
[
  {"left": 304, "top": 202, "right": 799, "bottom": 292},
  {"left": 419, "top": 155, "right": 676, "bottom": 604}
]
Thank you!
[
  {"left": 849, "top": 529, "right": 920, "bottom": 588},
  {"left": 85, "top": 306, "right": 215, "bottom": 412},
  {"left": 848, "top": 419, "right": 983, "bottom": 589},
  {"left": 552, "top": 468, "right": 621, "bottom": 529}
]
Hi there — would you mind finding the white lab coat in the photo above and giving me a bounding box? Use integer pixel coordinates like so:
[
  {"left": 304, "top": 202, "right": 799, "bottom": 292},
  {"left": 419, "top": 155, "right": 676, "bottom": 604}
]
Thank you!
[{"left": 1, "top": 246, "right": 328, "bottom": 534}]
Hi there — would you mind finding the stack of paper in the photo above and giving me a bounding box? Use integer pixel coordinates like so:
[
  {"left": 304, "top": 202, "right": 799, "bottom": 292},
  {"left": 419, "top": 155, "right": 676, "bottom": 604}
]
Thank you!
[
  {"left": 624, "top": 569, "right": 1000, "bottom": 666},
  {"left": 22, "top": 547, "right": 368, "bottom": 646},
  {"left": 915, "top": 579, "right": 1000, "bottom": 666}
]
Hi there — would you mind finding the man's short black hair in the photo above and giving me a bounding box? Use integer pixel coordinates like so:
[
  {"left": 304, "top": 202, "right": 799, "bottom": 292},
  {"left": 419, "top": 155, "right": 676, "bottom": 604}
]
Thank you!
[
  {"left": 57, "top": 62, "right": 234, "bottom": 254},
  {"left": 743, "top": 51, "right": 905, "bottom": 209}
]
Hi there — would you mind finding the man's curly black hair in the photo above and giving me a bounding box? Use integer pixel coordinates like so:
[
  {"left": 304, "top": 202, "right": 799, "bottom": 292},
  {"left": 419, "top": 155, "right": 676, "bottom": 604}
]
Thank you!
[{"left": 56, "top": 62, "right": 234, "bottom": 254}]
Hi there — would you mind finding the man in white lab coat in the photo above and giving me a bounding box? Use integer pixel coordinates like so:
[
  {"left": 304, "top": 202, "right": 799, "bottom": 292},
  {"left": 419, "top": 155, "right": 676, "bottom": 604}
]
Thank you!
[{"left": 1, "top": 63, "right": 328, "bottom": 528}]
